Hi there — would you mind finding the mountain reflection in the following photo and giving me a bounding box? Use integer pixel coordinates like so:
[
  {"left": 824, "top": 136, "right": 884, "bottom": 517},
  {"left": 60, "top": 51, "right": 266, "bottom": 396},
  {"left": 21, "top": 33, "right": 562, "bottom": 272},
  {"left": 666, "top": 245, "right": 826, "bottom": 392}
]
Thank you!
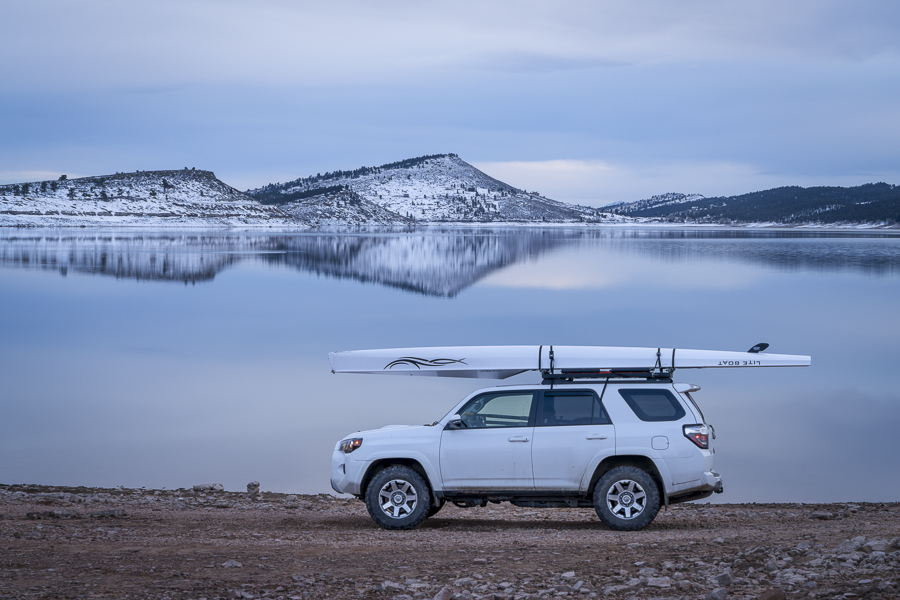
[
  {"left": 0, "top": 228, "right": 898, "bottom": 293},
  {"left": 0, "top": 229, "right": 580, "bottom": 295}
]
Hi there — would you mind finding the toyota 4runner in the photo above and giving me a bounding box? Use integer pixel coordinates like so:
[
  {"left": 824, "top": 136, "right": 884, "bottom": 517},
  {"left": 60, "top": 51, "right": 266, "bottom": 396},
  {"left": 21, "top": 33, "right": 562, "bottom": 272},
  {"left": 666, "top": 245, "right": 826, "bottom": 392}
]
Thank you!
[{"left": 331, "top": 378, "right": 722, "bottom": 531}]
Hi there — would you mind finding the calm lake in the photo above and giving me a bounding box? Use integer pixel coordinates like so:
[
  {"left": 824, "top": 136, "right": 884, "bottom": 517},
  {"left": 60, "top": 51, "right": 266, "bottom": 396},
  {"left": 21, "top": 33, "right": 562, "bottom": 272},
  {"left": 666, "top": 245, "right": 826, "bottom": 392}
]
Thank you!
[{"left": 1, "top": 227, "right": 899, "bottom": 503}]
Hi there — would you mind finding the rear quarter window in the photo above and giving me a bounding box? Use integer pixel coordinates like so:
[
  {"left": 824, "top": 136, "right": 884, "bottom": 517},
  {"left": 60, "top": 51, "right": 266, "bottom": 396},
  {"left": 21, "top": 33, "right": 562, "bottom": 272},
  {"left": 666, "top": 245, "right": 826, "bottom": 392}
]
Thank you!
[{"left": 619, "top": 389, "right": 686, "bottom": 422}]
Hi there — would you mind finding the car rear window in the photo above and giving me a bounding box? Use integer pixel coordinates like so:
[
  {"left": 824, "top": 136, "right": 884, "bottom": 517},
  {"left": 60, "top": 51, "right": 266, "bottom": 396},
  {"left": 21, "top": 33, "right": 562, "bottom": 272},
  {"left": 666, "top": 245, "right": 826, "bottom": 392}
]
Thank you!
[{"left": 618, "top": 389, "right": 686, "bottom": 422}]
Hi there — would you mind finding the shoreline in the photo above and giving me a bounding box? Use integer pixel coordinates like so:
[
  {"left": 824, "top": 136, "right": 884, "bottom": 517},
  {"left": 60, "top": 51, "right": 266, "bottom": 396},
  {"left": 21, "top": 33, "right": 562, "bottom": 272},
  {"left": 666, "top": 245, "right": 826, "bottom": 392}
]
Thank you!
[
  {"left": 1, "top": 221, "right": 900, "bottom": 233},
  {"left": 2, "top": 483, "right": 898, "bottom": 599}
]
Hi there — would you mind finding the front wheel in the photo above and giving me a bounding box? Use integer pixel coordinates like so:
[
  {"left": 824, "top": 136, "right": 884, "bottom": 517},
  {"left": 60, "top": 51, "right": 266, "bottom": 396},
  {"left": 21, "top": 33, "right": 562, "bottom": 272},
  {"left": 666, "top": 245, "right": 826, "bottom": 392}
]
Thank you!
[
  {"left": 593, "top": 466, "right": 660, "bottom": 531},
  {"left": 365, "top": 466, "right": 431, "bottom": 530}
]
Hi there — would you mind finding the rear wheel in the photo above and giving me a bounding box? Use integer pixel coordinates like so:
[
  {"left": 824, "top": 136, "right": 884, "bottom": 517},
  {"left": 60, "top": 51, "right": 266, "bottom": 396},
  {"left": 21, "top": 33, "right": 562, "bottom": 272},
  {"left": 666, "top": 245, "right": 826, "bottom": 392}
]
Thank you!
[
  {"left": 593, "top": 466, "right": 660, "bottom": 531},
  {"left": 365, "top": 466, "right": 431, "bottom": 530}
]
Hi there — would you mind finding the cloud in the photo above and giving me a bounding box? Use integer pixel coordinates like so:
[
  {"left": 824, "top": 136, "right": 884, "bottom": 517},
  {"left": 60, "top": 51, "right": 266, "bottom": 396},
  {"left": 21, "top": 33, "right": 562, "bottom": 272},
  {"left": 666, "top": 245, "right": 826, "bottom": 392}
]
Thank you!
[{"left": 3, "top": 0, "right": 898, "bottom": 91}]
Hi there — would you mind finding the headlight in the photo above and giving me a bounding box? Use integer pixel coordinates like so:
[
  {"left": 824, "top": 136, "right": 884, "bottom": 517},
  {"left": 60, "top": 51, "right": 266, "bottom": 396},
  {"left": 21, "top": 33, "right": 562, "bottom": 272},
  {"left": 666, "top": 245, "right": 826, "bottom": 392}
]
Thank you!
[{"left": 339, "top": 438, "right": 363, "bottom": 453}]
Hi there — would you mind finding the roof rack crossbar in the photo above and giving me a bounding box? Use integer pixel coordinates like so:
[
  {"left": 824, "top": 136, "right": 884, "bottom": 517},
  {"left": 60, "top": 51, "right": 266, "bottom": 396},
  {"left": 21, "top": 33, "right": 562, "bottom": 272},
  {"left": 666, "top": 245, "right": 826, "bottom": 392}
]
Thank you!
[{"left": 542, "top": 368, "right": 674, "bottom": 381}]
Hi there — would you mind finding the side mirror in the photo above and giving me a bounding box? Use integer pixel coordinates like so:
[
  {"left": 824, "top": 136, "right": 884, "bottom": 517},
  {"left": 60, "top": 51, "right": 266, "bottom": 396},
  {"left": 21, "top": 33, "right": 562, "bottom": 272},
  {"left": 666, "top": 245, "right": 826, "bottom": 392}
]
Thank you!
[{"left": 445, "top": 414, "right": 467, "bottom": 430}]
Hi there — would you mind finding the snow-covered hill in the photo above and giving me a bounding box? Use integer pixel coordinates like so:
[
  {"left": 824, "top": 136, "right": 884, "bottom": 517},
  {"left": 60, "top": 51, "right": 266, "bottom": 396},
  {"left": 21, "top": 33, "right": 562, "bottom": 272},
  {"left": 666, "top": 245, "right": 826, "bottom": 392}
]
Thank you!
[
  {"left": 0, "top": 169, "right": 298, "bottom": 228},
  {"left": 249, "top": 154, "right": 624, "bottom": 224},
  {"left": 607, "top": 192, "right": 706, "bottom": 215},
  {"left": 278, "top": 188, "right": 413, "bottom": 227}
]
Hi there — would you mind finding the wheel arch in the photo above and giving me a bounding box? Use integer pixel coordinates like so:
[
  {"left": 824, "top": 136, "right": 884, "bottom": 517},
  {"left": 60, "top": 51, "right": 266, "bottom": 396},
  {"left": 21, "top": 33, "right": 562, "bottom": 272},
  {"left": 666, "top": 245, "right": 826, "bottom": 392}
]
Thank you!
[
  {"left": 361, "top": 458, "right": 436, "bottom": 503},
  {"left": 587, "top": 455, "right": 666, "bottom": 500}
]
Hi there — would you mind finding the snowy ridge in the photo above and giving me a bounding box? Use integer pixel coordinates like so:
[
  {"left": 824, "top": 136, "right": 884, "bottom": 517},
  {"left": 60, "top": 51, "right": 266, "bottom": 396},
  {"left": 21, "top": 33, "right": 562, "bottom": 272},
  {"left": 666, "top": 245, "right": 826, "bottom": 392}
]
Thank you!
[
  {"left": 278, "top": 189, "right": 413, "bottom": 227},
  {"left": 608, "top": 192, "right": 706, "bottom": 215},
  {"left": 0, "top": 169, "right": 298, "bottom": 228},
  {"left": 249, "top": 154, "right": 622, "bottom": 224}
]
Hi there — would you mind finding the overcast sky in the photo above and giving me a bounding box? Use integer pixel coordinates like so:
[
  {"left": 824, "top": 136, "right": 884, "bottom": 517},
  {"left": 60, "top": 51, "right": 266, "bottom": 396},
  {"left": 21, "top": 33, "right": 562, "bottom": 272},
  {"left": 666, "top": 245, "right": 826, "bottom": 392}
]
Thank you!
[{"left": 2, "top": 0, "right": 898, "bottom": 205}]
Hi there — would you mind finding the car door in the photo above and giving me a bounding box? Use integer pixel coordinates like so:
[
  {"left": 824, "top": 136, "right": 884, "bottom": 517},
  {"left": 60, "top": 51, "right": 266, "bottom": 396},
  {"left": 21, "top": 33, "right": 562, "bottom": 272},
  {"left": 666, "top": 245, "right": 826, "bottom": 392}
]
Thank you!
[
  {"left": 439, "top": 391, "right": 537, "bottom": 490},
  {"left": 531, "top": 389, "right": 616, "bottom": 491}
]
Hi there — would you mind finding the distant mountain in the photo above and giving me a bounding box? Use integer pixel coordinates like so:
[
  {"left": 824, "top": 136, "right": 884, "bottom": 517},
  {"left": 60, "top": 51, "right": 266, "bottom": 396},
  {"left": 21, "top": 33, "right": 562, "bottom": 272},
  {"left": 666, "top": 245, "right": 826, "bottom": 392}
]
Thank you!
[
  {"left": 612, "top": 184, "right": 900, "bottom": 226},
  {"left": 248, "top": 153, "right": 619, "bottom": 224},
  {"left": 0, "top": 169, "right": 296, "bottom": 227},
  {"left": 5, "top": 159, "right": 896, "bottom": 229}
]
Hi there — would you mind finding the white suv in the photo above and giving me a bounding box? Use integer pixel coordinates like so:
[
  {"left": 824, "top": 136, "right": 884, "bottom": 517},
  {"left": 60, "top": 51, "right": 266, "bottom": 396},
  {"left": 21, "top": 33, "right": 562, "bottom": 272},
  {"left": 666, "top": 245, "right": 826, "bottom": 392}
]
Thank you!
[{"left": 331, "top": 379, "right": 722, "bottom": 531}]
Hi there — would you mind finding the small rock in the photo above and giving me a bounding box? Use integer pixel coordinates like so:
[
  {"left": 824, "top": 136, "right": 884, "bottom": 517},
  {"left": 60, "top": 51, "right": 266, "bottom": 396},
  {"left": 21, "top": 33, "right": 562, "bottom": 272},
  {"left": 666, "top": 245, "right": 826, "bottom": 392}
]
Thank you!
[
  {"left": 454, "top": 578, "right": 476, "bottom": 586},
  {"left": 50, "top": 509, "right": 81, "bottom": 519},
  {"left": 705, "top": 587, "right": 727, "bottom": 600},
  {"left": 715, "top": 572, "right": 734, "bottom": 586},
  {"left": 194, "top": 483, "right": 224, "bottom": 492},
  {"left": 862, "top": 540, "right": 887, "bottom": 553},
  {"left": 433, "top": 587, "right": 452, "bottom": 600},
  {"left": 561, "top": 571, "right": 576, "bottom": 579},
  {"left": 247, "top": 481, "right": 260, "bottom": 499},
  {"left": 221, "top": 559, "right": 243, "bottom": 568},
  {"left": 712, "top": 537, "right": 725, "bottom": 544},
  {"left": 810, "top": 512, "right": 834, "bottom": 520},
  {"left": 835, "top": 536, "right": 867, "bottom": 553},
  {"left": 672, "top": 572, "right": 685, "bottom": 581},
  {"left": 473, "top": 558, "right": 487, "bottom": 564},
  {"left": 646, "top": 577, "right": 671, "bottom": 588},
  {"left": 26, "top": 511, "right": 54, "bottom": 520},
  {"left": 759, "top": 589, "right": 786, "bottom": 600},
  {"left": 638, "top": 567, "right": 657, "bottom": 577},
  {"left": 382, "top": 581, "right": 405, "bottom": 592}
]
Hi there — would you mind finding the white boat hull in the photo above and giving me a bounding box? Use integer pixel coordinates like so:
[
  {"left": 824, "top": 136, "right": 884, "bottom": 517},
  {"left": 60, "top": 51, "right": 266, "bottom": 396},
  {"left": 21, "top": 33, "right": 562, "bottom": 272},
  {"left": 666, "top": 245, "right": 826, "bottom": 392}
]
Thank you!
[{"left": 328, "top": 345, "right": 811, "bottom": 379}]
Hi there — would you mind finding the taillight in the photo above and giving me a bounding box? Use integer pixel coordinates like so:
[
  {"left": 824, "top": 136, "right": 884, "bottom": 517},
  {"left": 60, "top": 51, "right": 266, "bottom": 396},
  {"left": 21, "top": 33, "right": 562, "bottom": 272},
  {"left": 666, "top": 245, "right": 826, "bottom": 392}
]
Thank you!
[{"left": 683, "top": 424, "right": 710, "bottom": 449}]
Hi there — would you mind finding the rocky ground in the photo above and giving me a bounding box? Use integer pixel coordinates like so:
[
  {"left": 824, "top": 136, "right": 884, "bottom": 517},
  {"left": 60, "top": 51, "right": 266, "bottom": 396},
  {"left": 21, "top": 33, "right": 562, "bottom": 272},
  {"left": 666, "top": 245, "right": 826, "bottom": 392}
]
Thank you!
[{"left": 1, "top": 484, "right": 898, "bottom": 600}]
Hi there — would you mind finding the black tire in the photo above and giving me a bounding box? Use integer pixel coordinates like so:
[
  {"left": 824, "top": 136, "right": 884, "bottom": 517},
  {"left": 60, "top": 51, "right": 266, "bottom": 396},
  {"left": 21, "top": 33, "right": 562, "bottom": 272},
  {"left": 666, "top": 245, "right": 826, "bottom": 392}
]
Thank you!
[
  {"left": 426, "top": 499, "right": 444, "bottom": 518},
  {"left": 365, "top": 466, "right": 431, "bottom": 530},
  {"left": 593, "top": 466, "right": 660, "bottom": 531}
]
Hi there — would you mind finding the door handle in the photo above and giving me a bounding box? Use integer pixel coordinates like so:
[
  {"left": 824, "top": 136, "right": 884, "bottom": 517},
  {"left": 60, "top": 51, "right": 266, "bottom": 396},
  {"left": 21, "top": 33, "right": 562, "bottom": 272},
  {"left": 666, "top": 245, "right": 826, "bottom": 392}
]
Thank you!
[
  {"left": 586, "top": 434, "right": 608, "bottom": 440},
  {"left": 508, "top": 436, "right": 529, "bottom": 442}
]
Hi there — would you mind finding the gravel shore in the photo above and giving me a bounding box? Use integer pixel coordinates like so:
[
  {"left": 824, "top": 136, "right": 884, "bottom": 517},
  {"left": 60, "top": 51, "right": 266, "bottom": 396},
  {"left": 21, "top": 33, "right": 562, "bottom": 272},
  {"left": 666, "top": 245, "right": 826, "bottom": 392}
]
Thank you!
[{"left": 1, "top": 484, "right": 898, "bottom": 600}]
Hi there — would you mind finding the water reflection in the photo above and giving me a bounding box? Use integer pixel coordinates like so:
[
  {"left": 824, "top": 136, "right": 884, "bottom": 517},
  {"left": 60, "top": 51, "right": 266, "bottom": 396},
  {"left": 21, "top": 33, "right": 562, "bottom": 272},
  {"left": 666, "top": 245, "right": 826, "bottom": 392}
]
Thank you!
[
  {"left": 0, "top": 229, "right": 899, "bottom": 296},
  {"left": 1, "top": 227, "right": 899, "bottom": 501}
]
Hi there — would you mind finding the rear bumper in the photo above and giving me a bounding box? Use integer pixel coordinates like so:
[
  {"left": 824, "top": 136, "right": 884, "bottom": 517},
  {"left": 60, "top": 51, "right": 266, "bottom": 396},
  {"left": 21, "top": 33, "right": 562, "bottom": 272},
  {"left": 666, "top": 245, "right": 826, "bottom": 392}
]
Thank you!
[
  {"left": 668, "top": 471, "right": 723, "bottom": 505},
  {"left": 702, "top": 470, "right": 724, "bottom": 493}
]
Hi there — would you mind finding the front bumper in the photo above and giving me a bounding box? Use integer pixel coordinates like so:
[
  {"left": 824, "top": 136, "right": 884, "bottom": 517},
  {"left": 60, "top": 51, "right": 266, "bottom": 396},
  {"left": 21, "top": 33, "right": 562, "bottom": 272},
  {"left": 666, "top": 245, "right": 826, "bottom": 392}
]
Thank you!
[{"left": 331, "top": 449, "right": 367, "bottom": 496}]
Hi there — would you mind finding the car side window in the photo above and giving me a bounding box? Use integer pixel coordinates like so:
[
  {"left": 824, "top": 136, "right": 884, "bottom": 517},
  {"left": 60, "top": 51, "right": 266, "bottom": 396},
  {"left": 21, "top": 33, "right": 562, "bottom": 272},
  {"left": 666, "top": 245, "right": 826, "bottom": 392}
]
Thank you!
[
  {"left": 538, "top": 391, "right": 611, "bottom": 426},
  {"left": 459, "top": 392, "right": 535, "bottom": 428},
  {"left": 619, "top": 388, "right": 686, "bottom": 422}
]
